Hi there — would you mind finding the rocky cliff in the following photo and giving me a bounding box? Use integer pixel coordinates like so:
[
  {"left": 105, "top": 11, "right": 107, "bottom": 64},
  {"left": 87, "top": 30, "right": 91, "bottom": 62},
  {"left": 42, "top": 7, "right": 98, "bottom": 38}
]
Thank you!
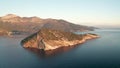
[{"left": 21, "top": 28, "right": 99, "bottom": 51}]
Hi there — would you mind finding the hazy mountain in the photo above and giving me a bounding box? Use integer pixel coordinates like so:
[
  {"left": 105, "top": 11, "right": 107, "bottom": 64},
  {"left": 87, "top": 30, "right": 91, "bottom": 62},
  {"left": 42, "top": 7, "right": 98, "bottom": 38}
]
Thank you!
[{"left": 0, "top": 14, "right": 96, "bottom": 35}]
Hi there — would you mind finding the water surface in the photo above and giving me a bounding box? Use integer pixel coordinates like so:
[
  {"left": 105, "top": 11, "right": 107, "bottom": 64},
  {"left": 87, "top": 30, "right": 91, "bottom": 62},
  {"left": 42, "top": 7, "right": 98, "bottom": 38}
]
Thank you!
[{"left": 0, "top": 29, "right": 120, "bottom": 68}]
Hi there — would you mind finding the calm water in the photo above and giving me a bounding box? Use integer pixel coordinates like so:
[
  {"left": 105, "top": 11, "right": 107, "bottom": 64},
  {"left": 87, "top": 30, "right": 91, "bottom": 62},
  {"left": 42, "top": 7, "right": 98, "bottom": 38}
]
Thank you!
[{"left": 0, "top": 29, "right": 120, "bottom": 68}]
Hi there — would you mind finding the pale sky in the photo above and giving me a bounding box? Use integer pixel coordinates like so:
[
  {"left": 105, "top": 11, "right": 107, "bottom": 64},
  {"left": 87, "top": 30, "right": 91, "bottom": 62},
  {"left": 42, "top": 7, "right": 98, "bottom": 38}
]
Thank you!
[{"left": 0, "top": 0, "right": 120, "bottom": 28}]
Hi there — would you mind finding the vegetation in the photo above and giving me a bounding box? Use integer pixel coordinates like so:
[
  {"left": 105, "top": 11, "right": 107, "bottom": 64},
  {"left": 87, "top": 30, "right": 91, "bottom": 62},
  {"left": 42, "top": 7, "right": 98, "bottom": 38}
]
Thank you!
[
  {"left": 21, "top": 33, "right": 37, "bottom": 44},
  {"left": 39, "top": 28, "right": 83, "bottom": 41},
  {"left": 21, "top": 28, "right": 84, "bottom": 45}
]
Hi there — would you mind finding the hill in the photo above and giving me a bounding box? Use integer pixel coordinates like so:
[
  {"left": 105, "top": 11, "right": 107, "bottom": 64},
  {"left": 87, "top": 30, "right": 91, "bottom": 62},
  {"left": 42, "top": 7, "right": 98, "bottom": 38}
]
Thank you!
[
  {"left": 21, "top": 28, "right": 99, "bottom": 51},
  {"left": 0, "top": 14, "right": 96, "bottom": 36}
]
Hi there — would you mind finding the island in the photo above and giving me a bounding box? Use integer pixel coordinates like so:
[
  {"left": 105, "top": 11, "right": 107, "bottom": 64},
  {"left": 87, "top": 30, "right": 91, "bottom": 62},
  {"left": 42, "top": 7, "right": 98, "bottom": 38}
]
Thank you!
[{"left": 21, "top": 28, "right": 99, "bottom": 51}]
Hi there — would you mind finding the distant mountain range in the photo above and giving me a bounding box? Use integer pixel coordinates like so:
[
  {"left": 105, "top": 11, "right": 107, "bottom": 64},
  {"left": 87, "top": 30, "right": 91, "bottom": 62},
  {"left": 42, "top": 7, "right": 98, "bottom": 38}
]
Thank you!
[{"left": 0, "top": 14, "right": 96, "bottom": 35}]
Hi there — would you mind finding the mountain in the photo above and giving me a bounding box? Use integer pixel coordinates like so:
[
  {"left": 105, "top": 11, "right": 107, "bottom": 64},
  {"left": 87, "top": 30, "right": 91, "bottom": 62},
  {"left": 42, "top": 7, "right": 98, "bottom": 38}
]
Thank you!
[
  {"left": 21, "top": 28, "right": 99, "bottom": 51},
  {"left": 0, "top": 14, "right": 96, "bottom": 36},
  {"left": 0, "top": 14, "right": 41, "bottom": 23}
]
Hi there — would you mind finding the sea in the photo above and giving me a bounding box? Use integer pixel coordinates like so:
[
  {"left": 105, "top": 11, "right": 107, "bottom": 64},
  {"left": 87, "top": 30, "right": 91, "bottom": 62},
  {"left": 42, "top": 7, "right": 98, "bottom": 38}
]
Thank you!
[{"left": 0, "top": 29, "right": 120, "bottom": 68}]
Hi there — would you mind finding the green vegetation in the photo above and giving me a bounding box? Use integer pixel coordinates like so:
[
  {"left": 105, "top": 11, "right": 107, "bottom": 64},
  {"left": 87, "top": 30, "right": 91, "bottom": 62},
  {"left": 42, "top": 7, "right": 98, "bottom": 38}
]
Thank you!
[
  {"left": 21, "top": 33, "right": 37, "bottom": 44},
  {"left": 40, "top": 28, "right": 83, "bottom": 41},
  {"left": 21, "top": 28, "right": 84, "bottom": 45}
]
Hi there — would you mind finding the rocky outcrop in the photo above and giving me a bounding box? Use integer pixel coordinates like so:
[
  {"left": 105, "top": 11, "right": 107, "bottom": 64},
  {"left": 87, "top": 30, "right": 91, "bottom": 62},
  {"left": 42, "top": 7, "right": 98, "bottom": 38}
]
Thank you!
[{"left": 21, "top": 28, "right": 99, "bottom": 51}]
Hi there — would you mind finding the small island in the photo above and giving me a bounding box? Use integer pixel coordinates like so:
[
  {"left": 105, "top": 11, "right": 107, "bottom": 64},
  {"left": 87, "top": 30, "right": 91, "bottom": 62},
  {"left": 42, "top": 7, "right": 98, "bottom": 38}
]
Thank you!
[{"left": 21, "top": 28, "right": 99, "bottom": 51}]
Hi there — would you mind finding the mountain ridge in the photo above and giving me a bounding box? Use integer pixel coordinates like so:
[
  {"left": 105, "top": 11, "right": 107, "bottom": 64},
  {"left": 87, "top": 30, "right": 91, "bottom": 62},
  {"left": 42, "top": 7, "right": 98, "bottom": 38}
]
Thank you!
[{"left": 0, "top": 14, "right": 96, "bottom": 36}]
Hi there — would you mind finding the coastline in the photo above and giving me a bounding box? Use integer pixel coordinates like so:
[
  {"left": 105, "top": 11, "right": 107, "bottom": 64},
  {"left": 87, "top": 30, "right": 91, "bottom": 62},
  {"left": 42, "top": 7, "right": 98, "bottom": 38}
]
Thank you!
[
  {"left": 22, "top": 33, "right": 99, "bottom": 51},
  {"left": 44, "top": 34, "right": 100, "bottom": 51}
]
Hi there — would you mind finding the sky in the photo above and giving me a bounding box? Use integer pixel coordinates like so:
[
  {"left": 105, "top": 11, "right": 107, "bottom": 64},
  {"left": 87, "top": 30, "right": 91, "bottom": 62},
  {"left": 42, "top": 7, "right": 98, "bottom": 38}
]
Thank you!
[{"left": 0, "top": 0, "right": 120, "bottom": 28}]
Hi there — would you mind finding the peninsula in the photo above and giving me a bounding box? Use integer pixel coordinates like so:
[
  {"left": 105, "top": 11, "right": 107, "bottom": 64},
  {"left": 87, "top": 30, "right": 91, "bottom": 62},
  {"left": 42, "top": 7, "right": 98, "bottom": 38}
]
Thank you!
[{"left": 21, "top": 28, "right": 99, "bottom": 51}]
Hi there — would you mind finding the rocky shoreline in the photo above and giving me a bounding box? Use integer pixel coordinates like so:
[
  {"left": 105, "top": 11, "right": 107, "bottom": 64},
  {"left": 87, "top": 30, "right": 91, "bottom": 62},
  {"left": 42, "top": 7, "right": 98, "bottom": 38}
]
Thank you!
[{"left": 21, "top": 28, "right": 99, "bottom": 51}]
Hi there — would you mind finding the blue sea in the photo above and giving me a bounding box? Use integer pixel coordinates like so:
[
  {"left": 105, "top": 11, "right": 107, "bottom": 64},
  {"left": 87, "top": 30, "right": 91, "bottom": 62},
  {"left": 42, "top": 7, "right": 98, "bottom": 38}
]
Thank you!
[{"left": 0, "top": 29, "right": 120, "bottom": 68}]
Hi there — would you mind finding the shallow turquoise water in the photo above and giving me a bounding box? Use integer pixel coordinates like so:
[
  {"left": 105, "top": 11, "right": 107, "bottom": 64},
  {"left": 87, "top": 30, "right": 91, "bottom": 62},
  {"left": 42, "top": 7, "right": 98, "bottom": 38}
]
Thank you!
[{"left": 0, "top": 29, "right": 120, "bottom": 68}]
